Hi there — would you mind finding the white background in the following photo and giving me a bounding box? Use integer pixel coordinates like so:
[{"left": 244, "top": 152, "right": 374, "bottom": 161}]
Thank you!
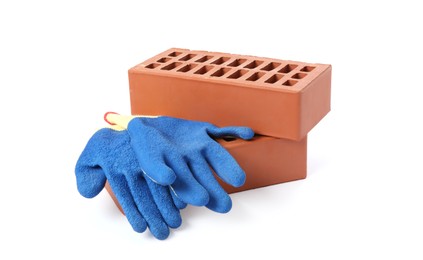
[{"left": 1, "top": 0, "right": 422, "bottom": 259}]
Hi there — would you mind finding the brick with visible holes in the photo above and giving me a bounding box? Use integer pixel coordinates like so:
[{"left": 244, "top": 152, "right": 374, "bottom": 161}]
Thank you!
[{"left": 129, "top": 48, "right": 331, "bottom": 140}]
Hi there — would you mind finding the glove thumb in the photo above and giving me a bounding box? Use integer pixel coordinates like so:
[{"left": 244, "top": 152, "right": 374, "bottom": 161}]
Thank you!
[
  {"left": 75, "top": 164, "right": 107, "bottom": 198},
  {"left": 207, "top": 126, "right": 254, "bottom": 140}
]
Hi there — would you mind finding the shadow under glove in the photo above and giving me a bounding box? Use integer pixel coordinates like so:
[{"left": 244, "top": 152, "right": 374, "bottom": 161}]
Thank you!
[
  {"left": 106, "top": 114, "right": 254, "bottom": 213},
  {"left": 75, "top": 127, "right": 183, "bottom": 240}
]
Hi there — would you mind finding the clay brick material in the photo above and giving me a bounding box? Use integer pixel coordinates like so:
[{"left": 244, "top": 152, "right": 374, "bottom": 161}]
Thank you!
[
  {"left": 216, "top": 135, "right": 307, "bottom": 193},
  {"left": 129, "top": 48, "right": 331, "bottom": 140},
  {"left": 105, "top": 135, "right": 307, "bottom": 213}
]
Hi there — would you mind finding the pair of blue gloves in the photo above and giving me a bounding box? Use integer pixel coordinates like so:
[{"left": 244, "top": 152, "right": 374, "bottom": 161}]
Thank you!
[{"left": 75, "top": 114, "right": 254, "bottom": 239}]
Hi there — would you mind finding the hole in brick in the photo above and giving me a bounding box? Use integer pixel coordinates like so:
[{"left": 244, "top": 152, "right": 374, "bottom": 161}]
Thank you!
[
  {"left": 168, "top": 51, "right": 182, "bottom": 57},
  {"left": 194, "top": 65, "right": 213, "bottom": 75},
  {"left": 282, "top": 80, "right": 298, "bottom": 86},
  {"left": 195, "top": 55, "right": 213, "bottom": 63},
  {"left": 211, "top": 68, "right": 231, "bottom": 77},
  {"left": 157, "top": 57, "right": 171, "bottom": 63},
  {"left": 292, "top": 73, "right": 307, "bottom": 79},
  {"left": 278, "top": 64, "right": 298, "bottom": 73},
  {"left": 227, "top": 69, "right": 248, "bottom": 79},
  {"left": 177, "top": 64, "right": 198, "bottom": 73},
  {"left": 179, "top": 54, "right": 196, "bottom": 61},
  {"left": 227, "top": 59, "right": 247, "bottom": 67},
  {"left": 265, "top": 74, "right": 284, "bottom": 84},
  {"left": 161, "top": 62, "right": 182, "bottom": 71},
  {"left": 211, "top": 57, "right": 230, "bottom": 65},
  {"left": 246, "top": 72, "right": 265, "bottom": 81},
  {"left": 222, "top": 136, "right": 236, "bottom": 142},
  {"left": 261, "top": 62, "right": 281, "bottom": 71},
  {"left": 244, "top": 60, "right": 264, "bottom": 69},
  {"left": 300, "top": 66, "right": 316, "bottom": 72},
  {"left": 146, "top": 63, "right": 160, "bottom": 69}
]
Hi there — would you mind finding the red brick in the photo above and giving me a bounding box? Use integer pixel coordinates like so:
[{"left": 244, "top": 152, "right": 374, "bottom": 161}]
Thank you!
[
  {"left": 129, "top": 48, "right": 331, "bottom": 140},
  {"left": 106, "top": 135, "right": 307, "bottom": 212}
]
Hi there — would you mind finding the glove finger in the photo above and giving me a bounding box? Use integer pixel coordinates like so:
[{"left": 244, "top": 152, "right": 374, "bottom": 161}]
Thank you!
[
  {"left": 204, "top": 142, "right": 246, "bottom": 187},
  {"left": 207, "top": 126, "right": 254, "bottom": 140},
  {"left": 75, "top": 164, "right": 107, "bottom": 198},
  {"left": 132, "top": 149, "right": 176, "bottom": 186},
  {"left": 189, "top": 158, "right": 232, "bottom": 213},
  {"left": 75, "top": 127, "right": 125, "bottom": 198},
  {"left": 75, "top": 141, "right": 107, "bottom": 199},
  {"left": 144, "top": 177, "right": 182, "bottom": 229},
  {"left": 170, "top": 189, "right": 187, "bottom": 210},
  {"left": 127, "top": 174, "right": 170, "bottom": 240},
  {"left": 107, "top": 174, "right": 147, "bottom": 233},
  {"left": 127, "top": 119, "right": 177, "bottom": 185},
  {"left": 166, "top": 154, "right": 209, "bottom": 207}
]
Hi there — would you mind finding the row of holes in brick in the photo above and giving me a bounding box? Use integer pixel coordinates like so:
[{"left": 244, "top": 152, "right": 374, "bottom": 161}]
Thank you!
[
  {"left": 146, "top": 62, "right": 309, "bottom": 86},
  {"left": 163, "top": 51, "right": 316, "bottom": 73}
]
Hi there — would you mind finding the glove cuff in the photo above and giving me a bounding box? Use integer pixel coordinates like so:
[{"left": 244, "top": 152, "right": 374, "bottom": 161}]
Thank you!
[{"left": 104, "top": 112, "right": 159, "bottom": 129}]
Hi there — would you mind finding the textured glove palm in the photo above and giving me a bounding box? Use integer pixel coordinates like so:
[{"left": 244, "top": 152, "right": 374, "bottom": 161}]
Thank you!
[
  {"left": 109, "top": 115, "right": 254, "bottom": 213},
  {"left": 75, "top": 128, "right": 184, "bottom": 240}
]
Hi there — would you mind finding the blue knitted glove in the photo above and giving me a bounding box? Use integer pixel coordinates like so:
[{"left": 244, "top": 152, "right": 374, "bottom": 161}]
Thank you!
[
  {"left": 75, "top": 127, "right": 184, "bottom": 240},
  {"left": 106, "top": 114, "right": 254, "bottom": 213}
]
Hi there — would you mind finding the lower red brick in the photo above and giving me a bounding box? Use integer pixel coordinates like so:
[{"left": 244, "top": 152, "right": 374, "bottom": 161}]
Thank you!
[{"left": 106, "top": 135, "right": 307, "bottom": 212}]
